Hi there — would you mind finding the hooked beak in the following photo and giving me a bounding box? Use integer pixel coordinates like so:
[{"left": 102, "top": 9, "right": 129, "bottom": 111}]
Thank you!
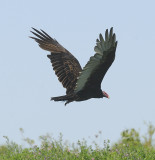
[{"left": 102, "top": 91, "right": 110, "bottom": 99}]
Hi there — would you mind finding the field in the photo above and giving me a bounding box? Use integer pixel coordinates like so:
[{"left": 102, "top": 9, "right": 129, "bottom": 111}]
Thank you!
[{"left": 0, "top": 123, "right": 155, "bottom": 160}]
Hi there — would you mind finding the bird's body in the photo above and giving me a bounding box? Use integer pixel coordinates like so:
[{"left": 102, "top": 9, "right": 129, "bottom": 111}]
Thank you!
[{"left": 30, "top": 27, "right": 117, "bottom": 105}]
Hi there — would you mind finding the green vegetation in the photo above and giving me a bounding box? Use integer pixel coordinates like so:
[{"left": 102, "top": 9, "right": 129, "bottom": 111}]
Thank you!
[{"left": 0, "top": 123, "right": 155, "bottom": 160}]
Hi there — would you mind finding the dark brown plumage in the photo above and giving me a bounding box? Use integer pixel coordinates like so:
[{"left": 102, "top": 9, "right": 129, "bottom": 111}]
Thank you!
[
  {"left": 30, "top": 28, "right": 82, "bottom": 95},
  {"left": 30, "top": 27, "right": 117, "bottom": 105}
]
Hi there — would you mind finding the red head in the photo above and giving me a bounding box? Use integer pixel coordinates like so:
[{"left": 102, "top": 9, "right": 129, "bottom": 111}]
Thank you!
[{"left": 102, "top": 91, "right": 110, "bottom": 99}]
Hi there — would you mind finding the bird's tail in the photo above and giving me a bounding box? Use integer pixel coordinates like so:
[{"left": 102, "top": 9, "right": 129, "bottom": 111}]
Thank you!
[
  {"left": 51, "top": 95, "right": 69, "bottom": 102},
  {"left": 51, "top": 94, "right": 77, "bottom": 105}
]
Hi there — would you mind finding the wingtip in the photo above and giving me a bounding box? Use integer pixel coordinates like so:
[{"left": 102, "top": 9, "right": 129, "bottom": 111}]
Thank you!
[
  {"left": 115, "top": 41, "right": 118, "bottom": 47},
  {"left": 105, "top": 29, "right": 108, "bottom": 41},
  {"left": 110, "top": 27, "right": 113, "bottom": 35},
  {"left": 29, "top": 36, "right": 36, "bottom": 40},
  {"left": 30, "top": 30, "right": 37, "bottom": 36},
  {"left": 40, "top": 29, "right": 44, "bottom": 32},
  {"left": 96, "top": 38, "right": 99, "bottom": 42},
  {"left": 31, "top": 27, "right": 36, "bottom": 32},
  {"left": 31, "top": 27, "right": 38, "bottom": 31},
  {"left": 113, "top": 33, "right": 116, "bottom": 40},
  {"left": 99, "top": 33, "right": 104, "bottom": 42}
]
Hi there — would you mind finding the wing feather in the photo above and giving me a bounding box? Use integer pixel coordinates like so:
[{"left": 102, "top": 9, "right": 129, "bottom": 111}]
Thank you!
[
  {"left": 75, "top": 27, "right": 117, "bottom": 93},
  {"left": 30, "top": 28, "right": 82, "bottom": 94}
]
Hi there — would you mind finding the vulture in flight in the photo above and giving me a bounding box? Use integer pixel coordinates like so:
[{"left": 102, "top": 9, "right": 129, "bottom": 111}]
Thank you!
[{"left": 30, "top": 27, "right": 117, "bottom": 105}]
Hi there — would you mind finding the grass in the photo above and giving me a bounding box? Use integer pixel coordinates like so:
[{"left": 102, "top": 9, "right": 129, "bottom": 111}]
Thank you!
[{"left": 0, "top": 123, "right": 155, "bottom": 160}]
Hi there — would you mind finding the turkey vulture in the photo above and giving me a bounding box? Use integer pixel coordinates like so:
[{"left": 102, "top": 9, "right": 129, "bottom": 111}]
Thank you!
[{"left": 30, "top": 27, "right": 117, "bottom": 105}]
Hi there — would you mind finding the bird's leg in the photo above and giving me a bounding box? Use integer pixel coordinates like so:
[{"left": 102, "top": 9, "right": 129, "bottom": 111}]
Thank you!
[
  {"left": 65, "top": 100, "right": 70, "bottom": 106},
  {"left": 65, "top": 99, "right": 75, "bottom": 106}
]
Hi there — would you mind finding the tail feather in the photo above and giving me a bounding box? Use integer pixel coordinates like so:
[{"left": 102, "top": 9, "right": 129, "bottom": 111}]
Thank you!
[
  {"left": 51, "top": 94, "right": 77, "bottom": 105},
  {"left": 51, "top": 95, "right": 69, "bottom": 101}
]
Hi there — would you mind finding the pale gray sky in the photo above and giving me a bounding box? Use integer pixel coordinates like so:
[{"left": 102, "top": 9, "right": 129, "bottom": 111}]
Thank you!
[{"left": 0, "top": 0, "right": 155, "bottom": 146}]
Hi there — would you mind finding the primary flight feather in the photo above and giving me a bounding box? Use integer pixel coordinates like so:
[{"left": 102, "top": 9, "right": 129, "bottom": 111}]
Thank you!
[{"left": 30, "top": 27, "right": 117, "bottom": 105}]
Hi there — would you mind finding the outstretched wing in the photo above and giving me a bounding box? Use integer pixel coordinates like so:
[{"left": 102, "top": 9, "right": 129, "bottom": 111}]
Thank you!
[
  {"left": 75, "top": 27, "right": 117, "bottom": 93},
  {"left": 30, "top": 28, "right": 82, "bottom": 94}
]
